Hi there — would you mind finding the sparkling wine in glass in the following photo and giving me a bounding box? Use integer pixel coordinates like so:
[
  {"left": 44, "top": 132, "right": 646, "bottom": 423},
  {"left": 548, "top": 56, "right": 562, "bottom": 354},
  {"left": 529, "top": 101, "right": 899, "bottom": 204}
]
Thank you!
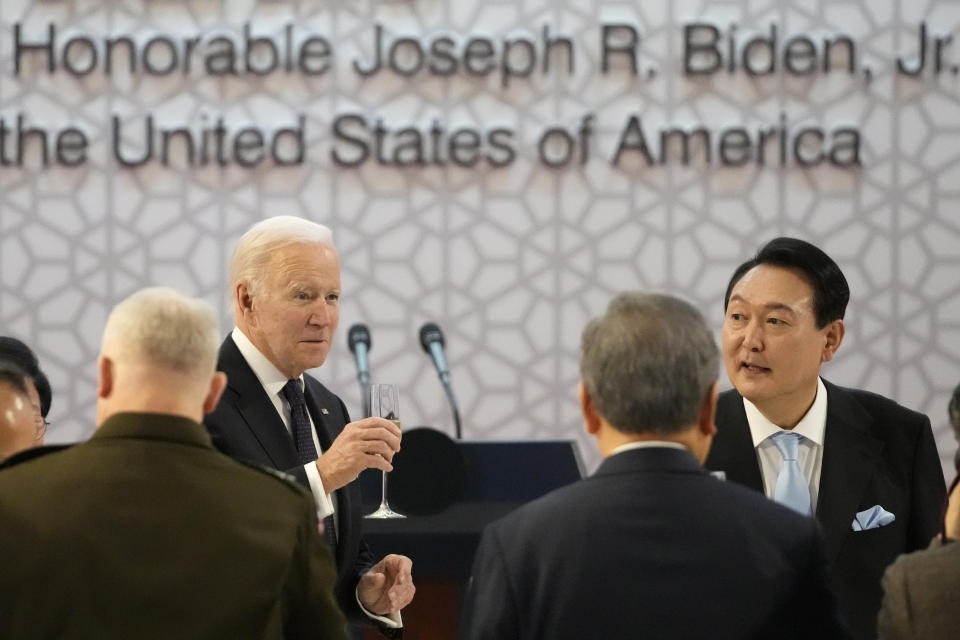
[{"left": 365, "top": 383, "right": 406, "bottom": 519}]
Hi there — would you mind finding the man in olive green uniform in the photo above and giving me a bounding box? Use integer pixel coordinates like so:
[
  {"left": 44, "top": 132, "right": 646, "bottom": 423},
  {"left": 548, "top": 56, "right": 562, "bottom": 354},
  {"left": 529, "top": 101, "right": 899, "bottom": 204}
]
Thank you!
[{"left": 0, "top": 287, "right": 347, "bottom": 640}]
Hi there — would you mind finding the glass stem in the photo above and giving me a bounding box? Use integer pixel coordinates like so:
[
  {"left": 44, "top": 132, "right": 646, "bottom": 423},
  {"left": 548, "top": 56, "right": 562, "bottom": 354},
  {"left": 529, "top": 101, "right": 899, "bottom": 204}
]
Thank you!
[{"left": 380, "top": 470, "right": 390, "bottom": 508}]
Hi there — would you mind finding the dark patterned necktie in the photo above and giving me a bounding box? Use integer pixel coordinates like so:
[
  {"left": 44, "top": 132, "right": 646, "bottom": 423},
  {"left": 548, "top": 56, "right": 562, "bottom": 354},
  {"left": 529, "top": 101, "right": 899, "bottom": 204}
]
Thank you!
[{"left": 281, "top": 378, "right": 338, "bottom": 549}]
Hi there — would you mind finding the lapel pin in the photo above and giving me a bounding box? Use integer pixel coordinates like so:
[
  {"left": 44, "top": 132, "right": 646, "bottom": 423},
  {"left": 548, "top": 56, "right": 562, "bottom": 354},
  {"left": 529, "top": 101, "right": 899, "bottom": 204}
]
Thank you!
[{"left": 320, "top": 408, "right": 329, "bottom": 415}]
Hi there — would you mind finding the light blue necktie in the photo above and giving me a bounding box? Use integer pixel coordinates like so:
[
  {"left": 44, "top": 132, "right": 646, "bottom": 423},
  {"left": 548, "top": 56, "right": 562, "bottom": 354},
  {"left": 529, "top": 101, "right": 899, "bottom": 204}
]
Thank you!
[{"left": 770, "top": 432, "right": 811, "bottom": 516}]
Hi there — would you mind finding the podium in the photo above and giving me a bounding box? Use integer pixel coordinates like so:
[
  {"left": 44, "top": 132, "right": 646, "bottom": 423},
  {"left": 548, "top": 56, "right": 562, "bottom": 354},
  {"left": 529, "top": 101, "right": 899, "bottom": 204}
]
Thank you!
[{"left": 356, "top": 431, "right": 584, "bottom": 639}]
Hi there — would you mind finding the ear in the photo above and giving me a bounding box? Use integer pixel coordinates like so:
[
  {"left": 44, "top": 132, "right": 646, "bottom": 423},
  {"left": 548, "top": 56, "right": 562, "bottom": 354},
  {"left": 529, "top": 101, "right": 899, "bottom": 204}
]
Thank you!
[
  {"left": 202, "top": 372, "right": 228, "bottom": 415},
  {"left": 235, "top": 282, "right": 255, "bottom": 318},
  {"left": 579, "top": 382, "right": 602, "bottom": 436},
  {"left": 97, "top": 355, "right": 114, "bottom": 400},
  {"left": 687, "top": 382, "right": 719, "bottom": 464},
  {"left": 820, "top": 319, "right": 845, "bottom": 363},
  {"left": 697, "top": 382, "right": 718, "bottom": 438}
]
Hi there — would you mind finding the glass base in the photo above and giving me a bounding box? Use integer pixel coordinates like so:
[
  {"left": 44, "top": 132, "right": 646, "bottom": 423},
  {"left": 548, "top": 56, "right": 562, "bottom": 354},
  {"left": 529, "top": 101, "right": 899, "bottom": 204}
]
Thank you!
[{"left": 364, "top": 505, "right": 407, "bottom": 519}]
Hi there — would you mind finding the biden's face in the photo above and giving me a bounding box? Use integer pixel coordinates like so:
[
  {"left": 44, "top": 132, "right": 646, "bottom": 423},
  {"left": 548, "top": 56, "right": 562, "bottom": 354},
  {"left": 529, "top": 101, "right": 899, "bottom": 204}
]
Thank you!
[{"left": 246, "top": 242, "right": 341, "bottom": 379}]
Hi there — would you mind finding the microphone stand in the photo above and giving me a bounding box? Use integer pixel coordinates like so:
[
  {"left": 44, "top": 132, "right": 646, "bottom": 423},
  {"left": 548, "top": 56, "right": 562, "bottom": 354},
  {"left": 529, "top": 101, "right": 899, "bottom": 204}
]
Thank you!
[
  {"left": 441, "top": 378, "right": 462, "bottom": 440},
  {"left": 419, "top": 322, "right": 463, "bottom": 439},
  {"left": 357, "top": 371, "right": 371, "bottom": 418},
  {"left": 348, "top": 324, "right": 373, "bottom": 419}
]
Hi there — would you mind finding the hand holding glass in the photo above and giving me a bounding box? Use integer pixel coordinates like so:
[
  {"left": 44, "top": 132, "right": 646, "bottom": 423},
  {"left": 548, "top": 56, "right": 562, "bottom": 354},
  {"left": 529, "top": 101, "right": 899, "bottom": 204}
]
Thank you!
[{"left": 365, "top": 384, "right": 405, "bottom": 519}]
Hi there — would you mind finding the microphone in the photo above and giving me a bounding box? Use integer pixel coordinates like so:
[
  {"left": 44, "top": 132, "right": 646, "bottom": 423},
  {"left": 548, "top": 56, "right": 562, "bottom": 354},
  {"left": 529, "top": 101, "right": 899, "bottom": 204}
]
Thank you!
[
  {"left": 419, "top": 322, "right": 462, "bottom": 439},
  {"left": 419, "top": 322, "right": 450, "bottom": 385},
  {"left": 348, "top": 324, "right": 372, "bottom": 416}
]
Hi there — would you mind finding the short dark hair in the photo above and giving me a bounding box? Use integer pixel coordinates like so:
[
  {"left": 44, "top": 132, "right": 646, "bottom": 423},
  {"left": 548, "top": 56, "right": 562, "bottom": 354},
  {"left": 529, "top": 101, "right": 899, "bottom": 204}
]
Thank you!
[
  {"left": 723, "top": 237, "right": 850, "bottom": 329},
  {"left": 0, "top": 361, "right": 30, "bottom": 397},
  {"left": 0, "top": 337, "right": 51, "bottom": 417}
]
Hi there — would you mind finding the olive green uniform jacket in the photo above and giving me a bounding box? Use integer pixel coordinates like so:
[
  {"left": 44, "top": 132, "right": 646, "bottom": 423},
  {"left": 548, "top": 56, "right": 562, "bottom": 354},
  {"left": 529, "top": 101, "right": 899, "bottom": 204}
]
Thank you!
[{"left": 0, "top": 412, "right": 347, "bottom": 640}]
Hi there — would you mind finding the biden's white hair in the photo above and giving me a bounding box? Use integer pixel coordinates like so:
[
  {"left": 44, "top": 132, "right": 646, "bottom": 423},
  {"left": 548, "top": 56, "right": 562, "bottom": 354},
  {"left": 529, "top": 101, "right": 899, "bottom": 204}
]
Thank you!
[{"left": 229, "top": 215, "right": 334, "bottom": 309}]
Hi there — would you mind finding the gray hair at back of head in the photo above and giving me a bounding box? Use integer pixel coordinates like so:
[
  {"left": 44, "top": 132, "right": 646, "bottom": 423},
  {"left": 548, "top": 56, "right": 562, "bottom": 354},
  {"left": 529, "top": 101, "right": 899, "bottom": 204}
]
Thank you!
[
  {"left": 229, "top": 216, "right": 334, "bottom": 309},
  {"left": 580, "top": 292, "right": 719, "bottom": 436},
  {"left": 103, "top": 287, "right": 221, "bottom": 377}
]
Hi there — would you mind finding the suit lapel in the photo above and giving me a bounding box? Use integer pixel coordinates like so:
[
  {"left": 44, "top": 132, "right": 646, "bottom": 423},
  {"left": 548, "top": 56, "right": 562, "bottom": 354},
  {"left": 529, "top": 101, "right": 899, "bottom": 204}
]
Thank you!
[
  {"left": 303, "top": 382, "right": 335, "bottom": 451},
  {"left": 219, "top": 336, "right": 300, "bottom": 469},
  {"left": 707, "top": 390, "right": 765, "bottom": 493},
  {"left": 816, "top": 381, "right": 884, "bottom": 564},
  {"left": 302, "top": 375, "right": 356, "bottom": 575}
]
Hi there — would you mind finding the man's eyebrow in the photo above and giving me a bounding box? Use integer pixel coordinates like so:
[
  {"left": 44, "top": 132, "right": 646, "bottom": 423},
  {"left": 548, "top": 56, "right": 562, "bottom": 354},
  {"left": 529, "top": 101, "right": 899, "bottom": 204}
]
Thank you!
[
  {"left": 763, "top": 302, "right": 797, "bottom": 314},
  {"left": 728, "top": 294, "right": 798, "bottom": 314}
]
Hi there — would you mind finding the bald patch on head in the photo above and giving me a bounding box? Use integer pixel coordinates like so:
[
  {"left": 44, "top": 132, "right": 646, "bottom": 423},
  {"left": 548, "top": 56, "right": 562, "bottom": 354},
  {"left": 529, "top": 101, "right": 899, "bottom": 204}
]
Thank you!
[{"left": 0, "top": 380, "right": 38, "bottom": 458}]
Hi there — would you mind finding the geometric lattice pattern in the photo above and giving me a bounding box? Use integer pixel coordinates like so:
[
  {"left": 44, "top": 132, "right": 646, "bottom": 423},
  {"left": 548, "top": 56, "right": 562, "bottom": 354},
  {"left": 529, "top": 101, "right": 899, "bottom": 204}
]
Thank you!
[{"left": 1, "top": 1, "right": 958, "bottom": 478}]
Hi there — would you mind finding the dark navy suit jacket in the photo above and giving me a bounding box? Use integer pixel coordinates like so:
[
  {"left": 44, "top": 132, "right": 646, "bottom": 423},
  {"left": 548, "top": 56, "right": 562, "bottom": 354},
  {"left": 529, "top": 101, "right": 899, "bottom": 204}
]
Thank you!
[
  {"left": 464, "top": 446, "right": 849, "bottom": 640},
  {"left": 705, "top": 381, "right": 945, "bottom": 640}
]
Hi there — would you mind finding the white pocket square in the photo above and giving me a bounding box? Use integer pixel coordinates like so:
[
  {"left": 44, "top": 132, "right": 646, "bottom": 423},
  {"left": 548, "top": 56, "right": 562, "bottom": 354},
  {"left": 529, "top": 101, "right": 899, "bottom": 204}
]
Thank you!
[{"left": 851, "top": 505, "right": 896, "bottom": 531}]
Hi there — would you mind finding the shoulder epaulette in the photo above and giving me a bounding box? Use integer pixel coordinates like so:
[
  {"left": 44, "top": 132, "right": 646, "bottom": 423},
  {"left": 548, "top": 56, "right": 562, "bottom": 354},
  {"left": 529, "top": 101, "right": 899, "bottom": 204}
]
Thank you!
[{"left": 234, "top": 458, "right": 301, "bottom": 486}]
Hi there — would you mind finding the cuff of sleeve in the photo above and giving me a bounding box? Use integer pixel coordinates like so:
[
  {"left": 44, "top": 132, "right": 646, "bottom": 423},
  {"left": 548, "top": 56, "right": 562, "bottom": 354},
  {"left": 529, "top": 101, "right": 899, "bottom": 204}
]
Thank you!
[
  {"left": 304, "top": 461, "right": 335, "bottom": 520},
  {"left": 355, "top": 590, "right": 403, "bottom": 628}
]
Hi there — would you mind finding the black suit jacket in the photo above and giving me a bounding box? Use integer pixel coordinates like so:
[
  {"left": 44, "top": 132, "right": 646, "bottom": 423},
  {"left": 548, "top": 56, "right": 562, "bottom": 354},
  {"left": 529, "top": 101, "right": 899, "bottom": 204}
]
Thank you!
[
  {"left": 204, "top": 335, "right": 373, "bottom": 621},
  {"left": 0, "top": 413, "right": 346, "bottom": 640},
  {"left": 463, "top": 446, "right": 849, "bottom": 640},
  {"left": 705, "top": 381, "right": 946, "bottom": 640}
]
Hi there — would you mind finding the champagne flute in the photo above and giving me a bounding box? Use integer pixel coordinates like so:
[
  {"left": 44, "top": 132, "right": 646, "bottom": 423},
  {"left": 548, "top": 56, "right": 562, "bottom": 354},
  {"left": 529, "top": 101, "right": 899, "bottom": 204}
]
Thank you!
[{"left": 365, "top": 383, "right": 406, "bottom": 519}]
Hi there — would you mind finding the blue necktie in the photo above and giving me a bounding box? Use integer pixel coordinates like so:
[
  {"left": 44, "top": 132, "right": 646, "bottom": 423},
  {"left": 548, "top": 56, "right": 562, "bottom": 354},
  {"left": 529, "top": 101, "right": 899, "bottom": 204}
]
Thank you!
[
  {"left": 281, "top": 379, "right": 338, "bottom": 549},
  {"left": 770, "top": 432, "right": 811, "bottom": 516}
]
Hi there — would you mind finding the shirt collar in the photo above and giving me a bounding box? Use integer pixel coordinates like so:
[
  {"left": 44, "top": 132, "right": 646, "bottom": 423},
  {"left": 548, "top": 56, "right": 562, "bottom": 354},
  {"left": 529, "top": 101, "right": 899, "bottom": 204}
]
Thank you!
[
  {"left": 231, "top": 327, "right": 301, "bottom": 397},
  {"left": 609, "top": 440, "right": 689, "bottom": 457},
  {"left": 744, "top": 377, "right": 828, "bottom": 447}
]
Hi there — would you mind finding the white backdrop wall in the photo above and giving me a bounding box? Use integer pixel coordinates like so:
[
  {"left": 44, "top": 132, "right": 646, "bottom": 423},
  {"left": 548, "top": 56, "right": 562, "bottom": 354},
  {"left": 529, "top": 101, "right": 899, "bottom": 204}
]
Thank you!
[{"left": 1, "top": 1, "right": 958, "bottom": 478}]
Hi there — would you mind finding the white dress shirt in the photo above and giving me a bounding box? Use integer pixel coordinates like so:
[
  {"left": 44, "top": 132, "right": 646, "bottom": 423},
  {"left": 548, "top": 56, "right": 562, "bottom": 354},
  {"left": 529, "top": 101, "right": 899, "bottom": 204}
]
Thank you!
[
  {"left": 743, "top": 377, "right": 828, "bottom": 512},
  {"left": 231, "top": 327, "right": 336, "bottom": 522},
  {"left": 609, "top": 441, "right": 690, "bottom": 456}
]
